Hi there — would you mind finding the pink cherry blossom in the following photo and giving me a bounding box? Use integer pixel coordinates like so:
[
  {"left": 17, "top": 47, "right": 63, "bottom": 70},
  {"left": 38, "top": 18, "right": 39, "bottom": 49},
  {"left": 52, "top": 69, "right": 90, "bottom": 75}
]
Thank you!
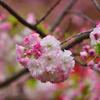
[
  {"left": 15, "top": 44, "right": 25, "bottom": 60},
  {"left": 90, "top": 25, "right": 100, "bottom": 45},
  {"left": 80, "top": 51, "right": 88, "bottom": 60},
  {"left": 40, "top": 35, "right": 60, "bottom": 53},
  {"left": 94, "top": 33, "right": 99, "bottom": 40},
  {"left": 19, "top": 58, "right": 28, "bottom": 68},
  {"left": 28, "top": 33, "right": 41, "bottom": 48},
  {"left": 83, "top": 45, "right": 90, "bottom": 53},
  {"left": 58, "top": 50, "right": 74, "bottom": 72},
  {"left": 33, "top": 50, "right": 41, "bottom": 57},
  {"left": 25, "top": 49, "right": 32, "bottom": 56},
  {"left": 0, "top": 22, "right": 12, "bottom": 32},
  {"left": 32, "top": 43, "right": 42, "bottom": 57},
  {"left": 28, "top": 58, "right": 44, "bottom": 78},
  {"left": 0, "top": 13, "right": 6, "bottom": 20},
  {"left": 89, "top": 49, "right": 95, "bottom": 56},
  {"left": 23, "top": 37, "right": 29, "bottom": 46},
  {"left": 39, "top": 52, "right": 59, "bottom": 71},
  {"left": 26, "top": 13, "right": 36, "bottom": 24},
  {"left": 16, "top": 33, "right": 75, "bottom": 83}
]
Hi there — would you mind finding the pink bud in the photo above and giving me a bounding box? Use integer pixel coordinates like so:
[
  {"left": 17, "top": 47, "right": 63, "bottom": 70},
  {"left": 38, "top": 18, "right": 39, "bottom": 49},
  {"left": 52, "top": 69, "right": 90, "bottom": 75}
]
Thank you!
[
  {"left": 87, "top": 60, "right": 94, "bottom": 68},
  {"left": 95, "top": 20, "right": 99, "bottom": 25},
  {"left": 5, "top": 22, "right": 12, "bottom": 30},
  {"left": 97, "top": 22, "right": 100, "bottom": 27},
  {"left": 28, "top": 33, "right": 40, "bottom": 48},
  {"left": 80, "top": 83, "right": 86, "bottom": 90},
  {"left": 15, "top": 44, "right": 25, "bottom": 59},
  {"left": 26, "top": 13, "right": 36, "bottom": 24},
  {"left": 23, "top": 37, "right": 29, "bottom": 46},
  {"left": 34, "top": 51, "right": 41, "bottom": 57},
  {"left": 80, "top": 51, "right": 88, "bottom": 60},
  {"left": 94, "top": 33, "right": 99, "bottom": 40},
  {"left": 97, "top": 62, "right": 100, "bottom": 68},
  {"left": 0, "top": 13, "right": 6, "bottom": 19},
  {"left": 19, "top": 58, "right": 28, "bottom": 68},
  {"left": 43, "top": 25, "right": 48, "bottom": 29},
  {"left": 89, "top": 49, "right": 95, "bottom": 56},
  {"left": 83, "top": 45, "right": 90, "bottom": 53},
  {"left": 26, "top": 49, "right": 32, "bottom": 56},
  {"left": 55, "top": 27, "right": 60, "bottom": 32},
  {"left": 33, "top": 43, "right": 41, "bottom": 50}
]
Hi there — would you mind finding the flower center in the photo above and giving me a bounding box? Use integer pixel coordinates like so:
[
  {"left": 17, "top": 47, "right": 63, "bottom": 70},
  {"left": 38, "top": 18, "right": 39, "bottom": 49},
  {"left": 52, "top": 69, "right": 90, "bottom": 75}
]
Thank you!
[
  {"left": 47, "top": 44, "right": 52, "bottom": 49},
  {"left": 48, "top": 57, "right": 51, "bottom": 61}
]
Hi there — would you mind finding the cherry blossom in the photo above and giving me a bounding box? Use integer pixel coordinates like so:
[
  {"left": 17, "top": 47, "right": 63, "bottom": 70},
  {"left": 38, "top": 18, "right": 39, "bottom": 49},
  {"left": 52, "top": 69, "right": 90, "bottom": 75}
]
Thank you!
[
  {"left": 90, "top": 23, "right": 100, "bottom": 45},
  {"left": 16, "top": 33, "right": 75, "bottom": 83},
  {"left": 40, "top": 35, "right": 60, "bottom": 53}
]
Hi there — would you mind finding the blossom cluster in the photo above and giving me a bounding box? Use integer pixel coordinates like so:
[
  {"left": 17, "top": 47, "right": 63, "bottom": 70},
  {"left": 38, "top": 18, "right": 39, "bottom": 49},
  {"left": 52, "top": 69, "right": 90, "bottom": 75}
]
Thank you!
[
  {"left": 80, "top": 23, "right": 100, "bottom": 72},
  {"left": 16, "top": 33, "right": 75, "bottom": 83},
  {"left": 90, "top": 23, "right": 100, "bottom": 45}
]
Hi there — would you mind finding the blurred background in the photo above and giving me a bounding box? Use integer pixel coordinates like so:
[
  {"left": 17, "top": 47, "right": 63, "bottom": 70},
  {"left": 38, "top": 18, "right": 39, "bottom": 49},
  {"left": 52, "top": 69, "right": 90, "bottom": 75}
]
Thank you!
[
  {"left": 0, "top": 0, "right": 100, "bottom": 100},
  {"left": 1, "top": 0, "right": 100, "bottom": 32}
]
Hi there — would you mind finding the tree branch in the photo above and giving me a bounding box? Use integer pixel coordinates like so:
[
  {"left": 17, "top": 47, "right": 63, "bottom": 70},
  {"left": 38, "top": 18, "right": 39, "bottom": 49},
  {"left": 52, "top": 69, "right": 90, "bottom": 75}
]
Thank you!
[
  {"left": 61, "top": 29, "right": 93, "bottom": 45},
  {"left": 0, "top": 0, "right": 46, "bottom": 37},
  {"left": 0, "top": 68, "right": 29, "bottom": 88},
  {"left": 35, "top": 0, "right": 61, "bottom": 26},
  {"left": 93, "top": 0, "right": 100, "bottom": 11},
  {"left": 68, "top": 10, "right": 96, "bottom": 27},
  {"left": 74, "top": 57, "right": 87, "bottom": 66},
  {"left": 50, "top": 0, "right": 77, "bottom": 32},
  {"left": 61, "top": 29, "right": 93, "bottom": 50}
]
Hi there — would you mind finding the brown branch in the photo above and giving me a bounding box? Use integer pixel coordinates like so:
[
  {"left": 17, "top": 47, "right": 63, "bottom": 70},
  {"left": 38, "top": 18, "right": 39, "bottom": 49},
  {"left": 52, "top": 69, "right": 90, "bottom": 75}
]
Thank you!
[
  {"left": 35, "top": 0, "right": 61, "bottom": 26},
  {"left": 68, "top": 10, "right": 96, "bottom": 27},
  {"left": 50, "top": 0, "right": 77, "bottom": 32},
  {"left": 74, "top": 57, "right": 87, "bottom": 66},
  {"left": 93, "top": 0, "right": 100, "bottom": 11},
  {"left": 0, "top": 0, "right": 46, "bottom": 37},
  {"left": 61, "top": 29, "right": 93, "bottom": 45},
  {"left": 0, "top": 68, "right": 29, "bottom": 88},
  {"left": 61, "top": 29, "right": 93, "bottom": 50}
]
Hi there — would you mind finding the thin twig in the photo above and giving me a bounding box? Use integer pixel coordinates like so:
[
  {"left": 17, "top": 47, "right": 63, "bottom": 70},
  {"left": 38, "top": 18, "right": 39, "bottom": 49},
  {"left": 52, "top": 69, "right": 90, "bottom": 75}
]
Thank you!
[
  {"left": 35, "top": 0, "right": 61, "bottom": 26},
  {"left": 0, "top": 0, "right": 46, "bottom": 37},
  {"left": 50, "top": 0, "right": 77, "bottom": 32},
  {"left": 68, "top": 10, "right": 96, "bottom": 27},
  {"left": 61, "top": 29, "right": 93, "bottom": 50},
  {"left": 61, "top": 29, "right": 93, "bottom": 45},
  {"left": 0, "top": 69, "right": 29, "bottom": 88},
  {"left": 93, "top": 0, "right": 100, "bottom": 11}
]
